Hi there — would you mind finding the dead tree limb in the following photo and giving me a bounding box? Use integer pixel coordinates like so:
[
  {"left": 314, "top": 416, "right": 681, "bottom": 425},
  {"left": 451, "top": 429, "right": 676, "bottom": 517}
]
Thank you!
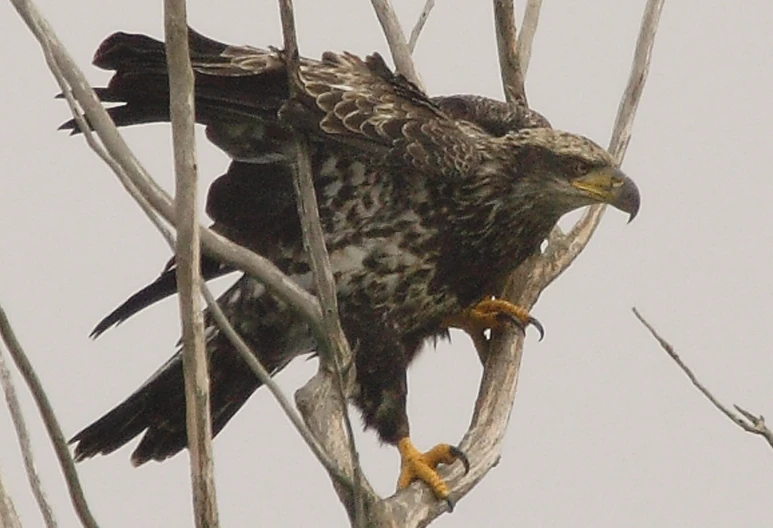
[
  {"left": 633, "top": 308, "right": 773, "bottom": 450},
  {"left": 277, "top": 1, "right": 372, "bottom": 525},
  {"left": 0, "top": 303, "right": 99, "bottom": 528},
  {"left": 163, "top": 3, "right": 220, "bottom": 526},
  {"left": 0, "top": 342, "right": 58, "bottom": 528}
]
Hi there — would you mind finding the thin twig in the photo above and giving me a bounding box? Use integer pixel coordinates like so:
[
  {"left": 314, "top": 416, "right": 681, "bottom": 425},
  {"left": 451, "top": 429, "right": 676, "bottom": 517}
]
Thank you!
[
  {"left": 539, "top": 0, "right": 664, "bottom": 288},
  {"left": 0, "top": 303, "right": 99, "bottom": 528},
  {"left": 370, "top": 0, "right": 425, "bottom": 90},
  {"left": 408, "top": 0, "right": 435, "bottom": 53},
  {"left": 164, "top": 4, "right": 219, "bottom": 526},
  {"left": 277, "top": 1, "right": 368, "bottom": 524},
  {"left": 0, "top": 466, "right": 22, "bottom": 528},
  {"left": 493, "top": 0, "right": 527, "bottom": 106},
  {"left": 633, "top": 308, "right": 773, "bottom": 449},
  {"left": 517, "top": 0, "right": 542, "bottom": 76},
  {"left": 0, "top": 348, "right": 58, "bottom": 528}
]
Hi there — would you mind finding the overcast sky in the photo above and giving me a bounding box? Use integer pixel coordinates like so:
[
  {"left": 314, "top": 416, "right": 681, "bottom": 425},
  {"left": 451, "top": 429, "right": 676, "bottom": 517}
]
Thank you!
[{"left": 2, "top": 1, "right": 772, "bottom": 526}]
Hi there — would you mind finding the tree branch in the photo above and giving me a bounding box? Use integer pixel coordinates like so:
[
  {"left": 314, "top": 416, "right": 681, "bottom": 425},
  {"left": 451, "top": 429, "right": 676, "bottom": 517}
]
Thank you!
[
  {"left": 493, "top": 0, "right": 528, "bottom": 106},
  {"left": 0, "top": 302, "right": 99, "bottom": 528},
  {"left": 538, "top": 0, "right": 664, "bottom": 288},
  {"left": 517, "top": 0, "right": 542, "bottom": 76},
  {"left": 370, "top": 0, "right": 425, "bottom": 90},
  {"left": 0, "top": 466, "right": 22, "bottom": 528},
  {"left": 164, "top": 3, "right": 219, "bottom": 526},
  {"left": 277, "top": 1, "right": 372, "bottom": 525},
  {"left": 633, "top": 308, "right": 773, "bottom": 450},
  {"left": 0, "top": 345, "right": 58, "bottom": 528},
  {"left": 408, "top": 0, "right": 435, "bottom": 53}
]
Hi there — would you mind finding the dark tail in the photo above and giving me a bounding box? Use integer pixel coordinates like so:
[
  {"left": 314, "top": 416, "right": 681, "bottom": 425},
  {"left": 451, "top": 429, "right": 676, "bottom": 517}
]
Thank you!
[
  {"left": 90, "top": 160, "right": 297, "bottom": 338},
  {"left": 70, "top": 341, "right": 260, "bottom": 465},
  {"left": 90, "top": 255, "right": 231, "bottom": 338},
  {"left": 60, "top": 29, "right": 290, "bottom": 143},
  {"left": 72, "top": 278, "right": 307, "bottom": 464}
]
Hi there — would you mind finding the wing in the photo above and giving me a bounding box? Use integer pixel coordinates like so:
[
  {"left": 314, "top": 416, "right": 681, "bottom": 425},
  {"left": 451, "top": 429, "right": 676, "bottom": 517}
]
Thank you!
[
  {"left": 63, "top": 29, "right": 500, "bottom": 175},
  {"left": 90, "top": 160, "right": 297, "bottom": 337}
]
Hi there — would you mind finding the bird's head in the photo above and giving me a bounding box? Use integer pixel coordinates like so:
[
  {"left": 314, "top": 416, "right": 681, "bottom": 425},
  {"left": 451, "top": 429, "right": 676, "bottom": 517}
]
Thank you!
[{"left": 502, "top": 128, "right": 640, "bottom": 222}]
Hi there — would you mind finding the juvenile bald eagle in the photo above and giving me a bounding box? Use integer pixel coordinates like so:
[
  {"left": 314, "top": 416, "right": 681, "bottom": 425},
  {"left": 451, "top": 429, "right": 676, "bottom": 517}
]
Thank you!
[{"left": 66, "top": 29, "right": 639, "bottom": 508}]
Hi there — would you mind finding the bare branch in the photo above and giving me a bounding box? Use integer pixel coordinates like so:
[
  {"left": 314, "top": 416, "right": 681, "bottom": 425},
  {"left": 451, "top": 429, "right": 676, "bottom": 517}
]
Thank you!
[
  {"left": 538, "top": 0, "right": 664, "bottom": 287},
  {"left": 517, "top": 0, "right": 542, "bottom": 76},
  {"left": 633, "top": 308, "right": 773, "bottom": 450},
  {"left": 608, "top": 0, "right": 664, "bottom": 163},
  {"left": 0, "top": 347, "right": 58, "bottom": 528},
  {"left": 0, "top": 302, "right": 100, "bottom": 528},
  {"left": 408, "top": 0, "right": 435, "bottom": 53},
  {"left": 493, "top": 0, "right": 527, "bottom": 106},
  {"left": 0, "top": 466, "right": 22, "bottom": 528},
  {"left": 163, "top": 3, "right": 219, "bottom": 526},
  {"left": 370, "top": 0, "right": 425, "bottom": 90},
  {"left": 278, "top": 1, "right": 370, "bottom": 524}
]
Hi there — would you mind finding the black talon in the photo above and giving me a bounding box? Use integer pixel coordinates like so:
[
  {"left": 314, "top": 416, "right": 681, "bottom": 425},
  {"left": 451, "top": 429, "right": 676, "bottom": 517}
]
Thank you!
[
  {"left": 445, "top": 496, "right": 455, "bottom": 512},
  {"left": 449, "top": 445, "right": 470, "bottom": 475},
  {"left": 497, "top": 312, "right": 545, "bottom": 341},
  {"left": 529, "top": 316, "right": 546, "bottom": 341}
]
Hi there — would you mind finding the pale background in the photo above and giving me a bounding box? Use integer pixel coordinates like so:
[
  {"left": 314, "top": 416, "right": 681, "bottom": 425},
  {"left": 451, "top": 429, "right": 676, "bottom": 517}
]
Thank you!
[{"left": 1, "top": 1, "right": 772, "bottom": 526}]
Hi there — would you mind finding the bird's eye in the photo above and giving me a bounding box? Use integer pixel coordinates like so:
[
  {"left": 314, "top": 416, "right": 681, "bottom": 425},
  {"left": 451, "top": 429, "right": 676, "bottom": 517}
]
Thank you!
[{"left": 573, "top": 162, "right": 589, "bottom": 176}]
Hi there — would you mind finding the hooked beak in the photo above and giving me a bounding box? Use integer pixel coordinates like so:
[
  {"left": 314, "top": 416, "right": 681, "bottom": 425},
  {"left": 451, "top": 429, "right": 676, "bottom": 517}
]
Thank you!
[{"left": 571, "top": 166, "right": 640, "bottom": 222}]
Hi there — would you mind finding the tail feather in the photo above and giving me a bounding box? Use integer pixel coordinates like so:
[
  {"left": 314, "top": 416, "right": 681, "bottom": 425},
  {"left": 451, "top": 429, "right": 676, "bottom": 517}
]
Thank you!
[
  {"left": 72, "top": 333, "right": 271, "bottom": 464},
  {"left": 90, "top": 255, "right": 230, "bottom": 338},
  {"left": 72, "top": 277, "right": 312, "bottom": 464},
  {"left": 91, "top": 160, "right": 296, "bottom": 338},
  {"left": 61, "top": 30, "right": 292, "bottom": 162}
]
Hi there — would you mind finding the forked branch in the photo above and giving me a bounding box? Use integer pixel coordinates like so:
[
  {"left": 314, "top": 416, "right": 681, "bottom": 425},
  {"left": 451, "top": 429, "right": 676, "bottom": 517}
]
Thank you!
[{"left": 633, "top": 308, "right": 773, "bottom": 450}]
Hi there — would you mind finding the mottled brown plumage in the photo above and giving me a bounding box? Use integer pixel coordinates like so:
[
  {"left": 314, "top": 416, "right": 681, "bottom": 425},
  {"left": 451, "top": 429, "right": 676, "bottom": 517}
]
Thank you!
[{"left": 67, "top": 30, "right": 639, "bottom": 502}]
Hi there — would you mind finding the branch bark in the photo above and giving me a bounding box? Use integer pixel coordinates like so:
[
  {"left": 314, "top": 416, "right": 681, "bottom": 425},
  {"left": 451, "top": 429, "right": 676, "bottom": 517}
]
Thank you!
[
  {"left": 408, "top": 0, "right": 435, "bottom": 53},
  {"left": 0, "top": 344, "right": 58, "bottom": 528},
  {"left": 493, "top": 0, "right": 528, "bottom": 106},
  {"left": 164, "top": 3, "right": 220, "bottom": 526},
  {"left": 517, "top": 0, "right": 542, "bottom": 76},
  {"left": 0, "top": 466, "right": 22, "bottom": 528}
]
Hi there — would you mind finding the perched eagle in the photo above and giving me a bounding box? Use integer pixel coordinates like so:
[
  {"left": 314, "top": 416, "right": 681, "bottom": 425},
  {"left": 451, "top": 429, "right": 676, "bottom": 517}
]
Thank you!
[{"left": 66, "top": 29, "right": 640, "bottom": 508}]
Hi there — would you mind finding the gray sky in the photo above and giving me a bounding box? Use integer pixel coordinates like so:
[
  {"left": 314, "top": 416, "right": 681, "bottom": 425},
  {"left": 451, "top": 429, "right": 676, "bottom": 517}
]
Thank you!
[{"left": 1, "top": 1, "right": 772, "bottom": 526}]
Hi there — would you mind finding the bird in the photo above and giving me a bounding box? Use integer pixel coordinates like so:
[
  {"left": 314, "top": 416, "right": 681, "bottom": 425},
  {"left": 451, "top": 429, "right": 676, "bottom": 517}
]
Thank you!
[{"left": 65, "top": 28, "right": 640, "bottom": 509}]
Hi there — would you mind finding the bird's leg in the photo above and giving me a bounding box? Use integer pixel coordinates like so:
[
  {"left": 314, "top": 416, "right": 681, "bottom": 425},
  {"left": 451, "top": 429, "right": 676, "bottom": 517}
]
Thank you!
[
  {"left": 397, "top": 437, "right": 470, "bottom": 511},
  {"left": 445, "top": 298, "right": 545, "bottom": 342}
]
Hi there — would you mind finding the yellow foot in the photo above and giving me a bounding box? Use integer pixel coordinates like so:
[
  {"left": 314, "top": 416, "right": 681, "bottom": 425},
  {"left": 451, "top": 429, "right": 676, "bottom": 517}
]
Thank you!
[
  {"left": 397, "top": 437, "right": 470, "bottom": 511},
  {"left": 446, "top": 298, "right": 545, "bottom": 341}
]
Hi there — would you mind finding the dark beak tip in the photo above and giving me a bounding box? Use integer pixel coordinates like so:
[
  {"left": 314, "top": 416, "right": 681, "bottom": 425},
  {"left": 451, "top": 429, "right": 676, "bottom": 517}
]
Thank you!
[{"left": 616, "top": 176, "right": 640, "bottom": 224}]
